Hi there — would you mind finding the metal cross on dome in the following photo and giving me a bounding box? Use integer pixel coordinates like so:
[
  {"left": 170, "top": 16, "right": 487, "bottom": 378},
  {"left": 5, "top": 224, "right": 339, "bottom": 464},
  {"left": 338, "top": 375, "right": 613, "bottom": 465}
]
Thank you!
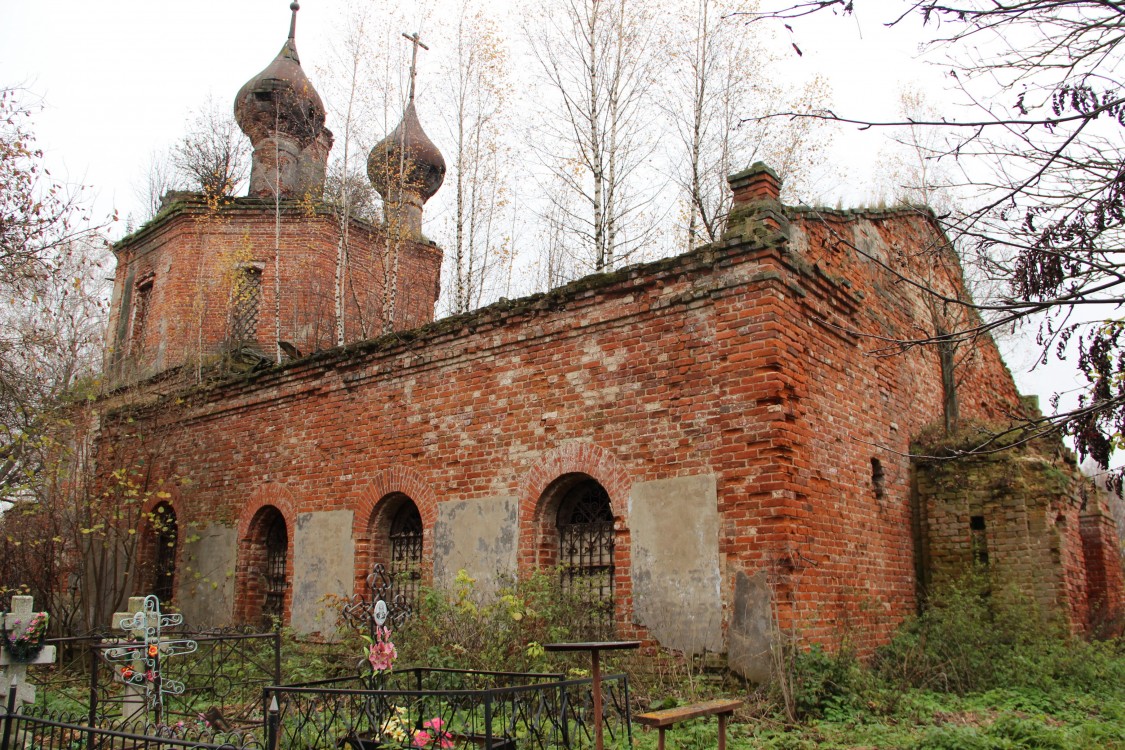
[
  {"left": 342, "top": 563, "right": 411, "bottom": 641},
  {"left": 401, "top": 31, "right": 429, "bottom": 105}
]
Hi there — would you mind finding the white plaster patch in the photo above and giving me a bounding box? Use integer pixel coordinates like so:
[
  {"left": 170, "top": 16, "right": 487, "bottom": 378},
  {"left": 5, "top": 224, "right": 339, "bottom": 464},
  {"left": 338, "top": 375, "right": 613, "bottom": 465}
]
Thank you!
[{"left": 630, "top": 474, "right": 723, "bottom": 653}]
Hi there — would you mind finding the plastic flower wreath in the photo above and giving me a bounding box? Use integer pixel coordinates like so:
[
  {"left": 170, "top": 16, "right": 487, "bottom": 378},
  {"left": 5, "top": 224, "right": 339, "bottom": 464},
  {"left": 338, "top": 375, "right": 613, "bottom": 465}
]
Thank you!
[
  {"left": 1, "top": 611, "right": 48, "bottom": 662},
  {"left": 366, "top": 625, "right": 397, "bottom": 672}
]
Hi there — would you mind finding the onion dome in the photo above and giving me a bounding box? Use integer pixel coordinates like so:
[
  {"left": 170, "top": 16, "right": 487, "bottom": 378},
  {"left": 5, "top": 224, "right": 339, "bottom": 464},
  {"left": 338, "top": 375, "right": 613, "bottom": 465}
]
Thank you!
[
  {"left": 234, "top": 2, "right": 326, "bottom": 148},
  {"left": 367, "top": 102, "right": 446, "bottom": 204}
]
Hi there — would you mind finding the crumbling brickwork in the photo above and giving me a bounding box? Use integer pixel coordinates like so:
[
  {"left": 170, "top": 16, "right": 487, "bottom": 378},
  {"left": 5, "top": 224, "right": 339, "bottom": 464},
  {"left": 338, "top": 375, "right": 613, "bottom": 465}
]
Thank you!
[
  {"left": 914, "top": 430, "right": 1125, "bottom": 634},
  {"left": 1081, "top": 508, "right": 1125, "bottom": 633},
  {"left": 94, "top": 164, "right": 1123, "bottom": 678},
  {"left": 106, "top": 195, "right": 441, "bottom": 381}
]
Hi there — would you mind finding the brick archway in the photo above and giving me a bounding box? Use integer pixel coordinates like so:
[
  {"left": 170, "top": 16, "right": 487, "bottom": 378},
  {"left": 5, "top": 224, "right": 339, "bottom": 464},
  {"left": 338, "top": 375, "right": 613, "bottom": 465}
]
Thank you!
[
  {"left": 519, "top": 443, "right": 631, "bottom": 543},
  {"left": 353, "top": 464, "right": 438, "bottom": 593},
  {"left": 234, "top": 484, "right": 297, "bottom": 625},
  {"left": 517, "top": 443, "right": 635, "bottom": 636},
  {"left": 137, "top": 491, "right": 181, "bottom": 603}
]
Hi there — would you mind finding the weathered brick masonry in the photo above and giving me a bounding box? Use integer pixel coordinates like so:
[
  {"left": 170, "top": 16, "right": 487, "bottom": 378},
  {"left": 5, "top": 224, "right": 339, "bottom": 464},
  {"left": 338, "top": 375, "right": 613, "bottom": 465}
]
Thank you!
[
  {"left": 95, "top": 161, "right": 1123, "bottom": 680},
  {"left": 106, "top": 196, "right": 441, "bottom": 378},
  {"left": 913, "top": 429, "right": 1125, "bottom": 634}
]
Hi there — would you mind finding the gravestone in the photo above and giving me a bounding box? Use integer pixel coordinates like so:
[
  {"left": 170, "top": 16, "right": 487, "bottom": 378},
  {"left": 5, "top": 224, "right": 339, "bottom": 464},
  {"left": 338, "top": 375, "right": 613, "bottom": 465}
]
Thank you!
[
  {"left": 106, "top": 596, "right": 151, "bottom": 722},
  {"left": 0, "top": 595, "right": 57, "bottom": 706}
]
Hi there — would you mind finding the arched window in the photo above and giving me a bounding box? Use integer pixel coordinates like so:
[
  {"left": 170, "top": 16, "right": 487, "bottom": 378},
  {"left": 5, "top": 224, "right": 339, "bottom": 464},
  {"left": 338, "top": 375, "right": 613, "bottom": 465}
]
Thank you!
[
  {"left": 151, "top": 502, "right": 178, "bottom": 603},
  {"left": 239, "top": 505, "right": 290, "bottom": 626},
  {"left": 388, "top": 501, "right": 423, "bottom": 607},
  {"left": 368, "top": 495, "right": 423, "bottom": 610},
  {"left": 263, "top": 513, "right": 288, "bottom": 622},
  {"left": 556, "top": 478, "right": 615, "bottom": 631}
]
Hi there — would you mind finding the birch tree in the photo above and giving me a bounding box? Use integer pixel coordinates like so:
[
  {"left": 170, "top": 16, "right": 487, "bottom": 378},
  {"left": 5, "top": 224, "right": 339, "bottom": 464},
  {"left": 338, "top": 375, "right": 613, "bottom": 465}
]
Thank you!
[
  {"left": 525, "top": 0, "right": 663, "bottom": 275},
  {"left": 436, "top": 4, "right": 514, "bottom": 314},
  {"left": 663, "top": 0, "right": 834, "bottom": 251},
  {"left": 321, "top": 6, "right": 378, "bottom": 344}
]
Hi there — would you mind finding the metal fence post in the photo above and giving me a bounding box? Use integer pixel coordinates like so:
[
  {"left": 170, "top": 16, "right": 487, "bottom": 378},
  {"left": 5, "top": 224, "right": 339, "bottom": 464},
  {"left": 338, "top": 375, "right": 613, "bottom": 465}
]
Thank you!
[
  {"left": 483, "top": 692, "right": 493, "bottom": 750},
  {"left": 559, "top": 683, "right": 570, "bottom": 749},
  {"left": 272, "top": 631, "right": 281, "bottom": 686},
  {"left": 88, "top": 642, "right": 98, "bottom": 728},
  {"left": 266, "top": 694, "right": 279, "bottom": 750},
  {"left": 623, "top": 675, "right": 633, "bottom": 748},
  {"left": 1, "top": 676, "right": 19, "bottom": 750}
]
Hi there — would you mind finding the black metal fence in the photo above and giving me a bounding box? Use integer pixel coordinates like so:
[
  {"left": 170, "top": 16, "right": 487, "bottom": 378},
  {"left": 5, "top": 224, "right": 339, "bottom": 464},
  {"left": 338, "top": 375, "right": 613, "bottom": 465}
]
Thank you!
[
  {"left": 15, "top": 640, "right": 634, "bottom": 750},
  {"left": 27, "top": 629, "right": 281, "bottom": 728},
  {"left": 0, "top": 691, "right": 266, "bottom": 750},
  {"left": 267, "top": 667, "right": 633, "bottom": 750}
]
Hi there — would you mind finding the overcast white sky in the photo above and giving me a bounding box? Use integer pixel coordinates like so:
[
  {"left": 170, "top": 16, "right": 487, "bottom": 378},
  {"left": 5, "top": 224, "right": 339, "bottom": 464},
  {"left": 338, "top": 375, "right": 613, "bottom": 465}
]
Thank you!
[
  {"left": 0, "top": 0, "right": 1083, "bottom": 430},
  {"left": 0, "top": 1, "right": 950, "bottom": 219}
]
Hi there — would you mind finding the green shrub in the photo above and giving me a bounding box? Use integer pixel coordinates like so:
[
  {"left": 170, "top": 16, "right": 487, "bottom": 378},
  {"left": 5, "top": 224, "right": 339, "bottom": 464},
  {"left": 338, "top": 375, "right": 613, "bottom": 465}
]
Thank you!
[
  {"left": 781, "top": 643, "right": 867, "bottom": 720},
  {"left": 874, "top": 572, "right": 1081, "bottom": 694},
  {"left": 389, "top": 569, "right": 597, "bottom": 674}
]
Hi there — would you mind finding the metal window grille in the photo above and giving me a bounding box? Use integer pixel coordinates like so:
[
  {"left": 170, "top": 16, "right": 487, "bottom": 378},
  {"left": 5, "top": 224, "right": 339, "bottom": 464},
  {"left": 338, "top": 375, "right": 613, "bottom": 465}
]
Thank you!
[
  {"left": 153, "top": 505, "right": 177, "bottom": 603},
  {"left": 557, "top": 481, "right": 615, "bottom": 633},
  {"left": 389, "top": 502, "right": 423, "bottom": 608},
  {"left": 264, "top": 515, "right": 288, "bottom": 622},
  {"left": 230, "top": 267, "right": 263, "bottom": 345},
  {"left": 131, "top": 280, "right": 153, "bottom": 354},
  {"left": 970, "top": 515, "right": 989, "bottom": 567}
]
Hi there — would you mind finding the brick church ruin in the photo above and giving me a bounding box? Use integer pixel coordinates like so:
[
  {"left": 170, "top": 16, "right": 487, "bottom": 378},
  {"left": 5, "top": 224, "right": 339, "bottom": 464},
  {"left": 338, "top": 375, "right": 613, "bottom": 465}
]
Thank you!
[{"left": 96, "top": 4, "right": 1124, "bottom": 679}]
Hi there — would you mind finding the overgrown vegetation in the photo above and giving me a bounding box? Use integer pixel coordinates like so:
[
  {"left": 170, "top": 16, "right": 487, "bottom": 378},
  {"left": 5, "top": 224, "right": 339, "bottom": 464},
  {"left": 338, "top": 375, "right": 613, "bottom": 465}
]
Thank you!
[
  {"left": 743, "top": 574, "right": 1125, "bottom": 749},
  {"left": 21, "top": 571, "right": 1125, "bottom": 749},
  {"left": 339, "top": 569, "right": 605, "bottom": 676},
  {"left": 352, "top": 569, "right": 1125, "bottom": 748}
]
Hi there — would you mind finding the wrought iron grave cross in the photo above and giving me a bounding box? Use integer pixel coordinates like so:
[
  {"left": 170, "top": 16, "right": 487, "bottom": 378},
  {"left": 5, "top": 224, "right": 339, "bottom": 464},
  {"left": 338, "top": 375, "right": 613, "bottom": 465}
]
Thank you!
[{"left": 105, "top": 595, "right": 197, "bottom": 723}]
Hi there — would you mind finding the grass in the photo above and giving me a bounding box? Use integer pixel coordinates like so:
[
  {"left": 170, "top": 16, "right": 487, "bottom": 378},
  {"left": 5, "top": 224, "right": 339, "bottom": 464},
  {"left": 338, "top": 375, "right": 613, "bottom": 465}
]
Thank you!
[
  {"left": 620, "top": 574, "right": 1125, "bottom": 750},
  {"left": 25, "top": 571, "right": 1125, "bottom": 749}
]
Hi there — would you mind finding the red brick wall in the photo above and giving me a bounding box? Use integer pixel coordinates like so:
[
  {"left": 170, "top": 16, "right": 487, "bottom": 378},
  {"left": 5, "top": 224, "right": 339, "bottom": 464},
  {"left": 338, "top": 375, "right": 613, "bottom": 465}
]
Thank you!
[
  {"left": 1082, "top": 508, "right": 1125, "bottom": 633},
  {"left": 96, "top": 201, "right": 1037, "bottom": 649},
  {"left": 775, "top": 209, "right": 1026, "bottom": 648},
  {"left": 107, "top": 197, "right": 441, "bottom": 379},
  {"left": 914, "top": 444, "right": 1096, "bottom": 632}
]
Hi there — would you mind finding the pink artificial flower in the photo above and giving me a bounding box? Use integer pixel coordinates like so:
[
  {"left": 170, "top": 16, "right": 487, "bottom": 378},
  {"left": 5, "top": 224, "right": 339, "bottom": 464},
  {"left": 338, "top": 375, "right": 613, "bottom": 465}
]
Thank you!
[
  {"left": 412, "top": 731, "right": 432, "bottom": 748},
  {"left": 423, "top": 718, "right": 453, "bottom": 748},
  {"left": 367, "top": 626, "right": 397, "bottom": 672},
  {"left": 367, "top": 641, "right": 397, "bottom": 672}
]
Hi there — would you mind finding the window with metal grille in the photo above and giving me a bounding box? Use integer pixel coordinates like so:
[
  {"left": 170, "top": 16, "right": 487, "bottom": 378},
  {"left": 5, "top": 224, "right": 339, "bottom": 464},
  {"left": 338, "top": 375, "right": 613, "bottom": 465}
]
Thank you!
[
  {"left": 130, "top": 279, "right": 153, "bottom": 354},
  {"left": 970, "top": 515, "right": 989, "bottom": 567},
  {"left": 263, "top": 513, "right": 288, "bottom": 623},
  {"left": 389, "top": 501, "right": 423, "bottom": 608},
  {"left": 152, "top": 503, "right": 177, "bottom": 603},
  {"left": 230, "top": 266, "right": 263, "bottom": 345},
  {"left": 557, "top": 480, "right": 615, "bottom": 632}
]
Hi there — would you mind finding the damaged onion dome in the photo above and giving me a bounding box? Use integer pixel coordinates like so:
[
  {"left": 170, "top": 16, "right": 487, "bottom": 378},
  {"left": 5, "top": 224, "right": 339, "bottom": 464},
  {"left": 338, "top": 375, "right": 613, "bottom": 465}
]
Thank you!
[
  {"left": 367, "top": 102, "right": 446, "bottom": 204},
  {"left": 233, "top": 1, "right": 326, "bottom": 148}
]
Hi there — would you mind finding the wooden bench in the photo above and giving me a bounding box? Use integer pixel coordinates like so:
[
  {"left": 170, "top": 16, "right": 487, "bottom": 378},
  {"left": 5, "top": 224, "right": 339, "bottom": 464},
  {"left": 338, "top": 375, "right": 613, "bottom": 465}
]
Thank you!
[{"left": 634, "top": 699, "right": 743, "bottom": 750}]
